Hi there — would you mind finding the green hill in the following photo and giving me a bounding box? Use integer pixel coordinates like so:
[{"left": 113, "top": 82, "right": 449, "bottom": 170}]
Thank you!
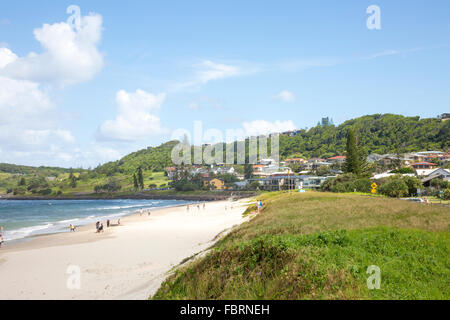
[
  {"left": 1, "top": 114, "right": 448, "bottom": 195},
  {"left": 278, "top": 114, "right": 449, "bottom": 159},
  {"left": 94, "top": 114, "right": 450, "bottom": 175}
]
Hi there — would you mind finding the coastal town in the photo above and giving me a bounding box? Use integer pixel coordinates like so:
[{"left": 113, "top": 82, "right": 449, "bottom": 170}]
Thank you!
[{"left": 165, "top": 149, "right": 450, "bottom": 195}]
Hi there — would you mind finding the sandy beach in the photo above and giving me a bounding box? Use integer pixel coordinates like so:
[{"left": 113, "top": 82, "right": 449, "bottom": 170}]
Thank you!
[{"left": 0, "top": 199, "right": 251, "bottom": 300}]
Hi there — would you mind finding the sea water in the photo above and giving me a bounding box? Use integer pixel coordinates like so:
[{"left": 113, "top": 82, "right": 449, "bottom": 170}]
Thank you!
[{"left": 0, "top": 199, "right": 191, "bottom": 242}]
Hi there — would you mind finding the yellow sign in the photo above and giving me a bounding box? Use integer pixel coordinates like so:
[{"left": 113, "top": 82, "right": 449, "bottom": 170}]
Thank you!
[{"left": 371, "top": 182, "right": 377, "bottom": 194}]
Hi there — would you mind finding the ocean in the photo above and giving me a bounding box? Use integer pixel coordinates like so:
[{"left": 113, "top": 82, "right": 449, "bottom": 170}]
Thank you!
[{"left": 0, "top": 199, "right": 191, "bottom": 242}]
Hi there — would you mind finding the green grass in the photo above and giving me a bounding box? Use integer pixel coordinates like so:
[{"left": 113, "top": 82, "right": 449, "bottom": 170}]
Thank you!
[{"left": 153, "top": 191, "right": 450, "bottom": 300}]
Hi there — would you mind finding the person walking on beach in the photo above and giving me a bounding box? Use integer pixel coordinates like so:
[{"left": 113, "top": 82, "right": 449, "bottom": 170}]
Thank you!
[
  {"left": 98, "top": 223, "right": 104, "bottom": 233},
  {"left": 203, "top": 203, "right": 206, "bottom": 210},
  {"left": 187, "top": 204, "right": 190, "bottom": 211},
  {"left": 118, "top": 218, "right": 121, "bottom": 225},
  {"left": 70, "top": 224, "right": 76, "bottom": 232},
  {"left": 147, "top": 209, "right": 151, "bottom": 216},
  {"left": 107, "top": 220, "right": 110, "bottom": 228},
  {"left": 96, "top": 221, "right": 100, "bottom": 232},
  {"left": 140, "top": 208, "right": 143, "bottom": 216},
  {"left": 0, "top": 233, "right": 4, "bottom": 248}
]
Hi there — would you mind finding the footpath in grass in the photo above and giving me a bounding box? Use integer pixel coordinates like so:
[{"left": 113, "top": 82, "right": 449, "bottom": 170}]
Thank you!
[{"left": 153, "top": 192, "right": 450, "bottom": 300}]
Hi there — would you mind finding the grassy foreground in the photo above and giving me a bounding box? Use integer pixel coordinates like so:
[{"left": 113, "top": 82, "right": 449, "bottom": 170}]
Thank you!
[{"left": 152, "top": 192, "right": 450, "bottom": 300}]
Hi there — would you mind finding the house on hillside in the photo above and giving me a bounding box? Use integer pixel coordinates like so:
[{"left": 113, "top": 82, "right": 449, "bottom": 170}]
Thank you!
[
  {"left": 410, "top": 162, "right": 438, "bottom": 170},
  {"left": 378, "top": 154, "right": 410, "bottom": 167},
  {"left": 367, "top": 153, "right": 383, "bottom": 163},
  {"left": 284, "top": 158, "right": 306, "bottom": 166},
  {"left": 327, "top": 155, "right": 346, "bottom": 164},
  {"left": 214, "top": 166, "right": 235, "bottom": 175},
  {"left": 253, "top": 174, "right": 333, "bottom": 191},
  {"left": 439, "top": 113, "right": 450, "bottom": 121},
  {"left": 203, "top": 178, "right": 225, "bottom": 190},
  {"left": 421, "top": 168, "right": 450, "bottom": 187},
  {"left": 166, "top": 167, "right": 177, "bottom": 180}
]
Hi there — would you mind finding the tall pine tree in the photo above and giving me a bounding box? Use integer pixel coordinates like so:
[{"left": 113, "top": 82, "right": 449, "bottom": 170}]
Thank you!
[
  {"left": 137, "top": 167, "right": 144, "bottom": 190},
  {"left": 133, "top": 173, "right": 138, "bottom": 191},
  {"left": 344, "top": 127, "right": 362, "bottom": 176}
]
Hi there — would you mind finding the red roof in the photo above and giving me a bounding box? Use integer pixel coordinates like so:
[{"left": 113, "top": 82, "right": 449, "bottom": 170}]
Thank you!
[
  {"left": 411, "top": 162, "right": 437, "bottom": 166},
  {"left": 328, "top": 156, "right": 346, "bottom": 160},
  {"left": 252, "top": 164, "right": 265, "bottom": 168},
  {"left": 166, "top": 167, "right": 177, "bottom": 172}
]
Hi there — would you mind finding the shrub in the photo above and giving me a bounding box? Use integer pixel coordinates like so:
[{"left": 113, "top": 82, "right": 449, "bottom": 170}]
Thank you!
[
  {"left": 39, "top": 188, "right": 52, "bottom": 195},
  {"left": 443, "top": 189, "right": 450, "bottom": 200},
  {"left": 94, "top": 178, "right": 122, "bottom": 193},
  {"left": 402, "top": 176, "right": 423, "bottom": 196},
  {"left": 378, "top": 177, "right": 409, "bottom": 198},
  {"left": 390, "top": 167, "right": 415, "bottom": 174}
]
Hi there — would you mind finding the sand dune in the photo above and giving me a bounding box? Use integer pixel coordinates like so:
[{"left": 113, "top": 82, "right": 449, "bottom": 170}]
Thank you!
[{"left": 0, "top": 199, "right": 251, "bottom": 300}]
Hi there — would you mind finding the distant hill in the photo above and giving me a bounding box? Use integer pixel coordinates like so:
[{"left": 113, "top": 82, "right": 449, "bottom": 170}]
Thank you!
[
  {"left": 94, "top": 140, "right": 179, "bottom": 175},
  {"left": 2, "top": 114, "right": 448, "bottom": 177},
  {"left": 95, "top": 114, "right": 449, "bottom": 174},
  {"left": 279, "top": 114, "right": 449, "bottom": 159},
  {"left": 0, "top": 163, "right": 77, "bottom": 176}
]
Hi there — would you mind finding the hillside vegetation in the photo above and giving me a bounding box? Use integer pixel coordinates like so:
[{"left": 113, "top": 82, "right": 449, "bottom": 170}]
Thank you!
[
  {"left": 1, "top": 114, "right": 448, "bottom": 195},
  {"left": 153, "top": 192, "right": 450, "bottom": 300},
  {"left": 94, "top": 114, "right": 449, "bottom": 174}
]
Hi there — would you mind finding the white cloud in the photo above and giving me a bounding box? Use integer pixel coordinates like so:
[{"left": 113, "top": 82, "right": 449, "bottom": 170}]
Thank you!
[
  {"left": 0, "top": 12, "right": 103, "bottom": 86},
  {"left": 0, "top": 8, "right": 104, "bottom": 167},
  {"left": 174, "top": 60, "right": 243, "bottom": 91},
  {"left": 99, "top": 89, "right": 167, "bottom": 141},
  {"left": 274, "top": 90, "right": 295, "bottom": 103},
  {"left": 196, "top": 60, "right": 240, "bottom": 84},
  {"left": 242, "top": 120, "right": 296, "bottom": 137}
]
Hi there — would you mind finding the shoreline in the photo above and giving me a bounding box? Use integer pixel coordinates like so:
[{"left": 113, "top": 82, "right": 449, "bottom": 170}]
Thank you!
[
  {"left": 0, "top": 191, "right": 256, "bottom": 202},
  {"left": 0, "top": 197, "right": 253, "bottom": 299},
  {"left": 1, "top": 201, "right": 197, "bottom": 249}
]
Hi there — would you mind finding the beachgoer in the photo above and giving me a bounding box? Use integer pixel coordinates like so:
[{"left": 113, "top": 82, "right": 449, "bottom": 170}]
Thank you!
[
  {"left": 197, "top": 204, "right": 200, "bottom": 211},
  {"left": 203, "top": 203, "right": 206, "bottom": 210},
  {"left": 98, "top": 223, "right": 104, "bottom": 233},
  {"left": 187, "top": 205, "right": 190, "bottom": 211},
  {"left": 0, "top": 234, "right": 4, "bottom": 248},
  {"left": 70, "top": 224, "right": 76, "bottom": 232},
  {"left": 118, "top": 219, "right": 121, "bottom": 225},
  {"left": 96, "top": 221, "right": 100, "bottom": 232},
  {"left": 148, "top": 210, "right": 151, "bottom": 216},
  {"left": 107, "top": 220, "right": 110, "bottom": 228},
  {"left": 140, "top": 208, "right": 143, "bottom": 216}
]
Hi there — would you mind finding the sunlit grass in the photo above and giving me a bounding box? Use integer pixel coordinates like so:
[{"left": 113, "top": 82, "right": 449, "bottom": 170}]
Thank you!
[{"left": 153, "top": 192, "right": 450, "bottom": 300}]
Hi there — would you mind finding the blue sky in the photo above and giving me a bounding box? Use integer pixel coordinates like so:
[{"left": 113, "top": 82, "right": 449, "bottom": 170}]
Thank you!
[{"left": 0, "top": 0, "right": 449, "bottom": 168}]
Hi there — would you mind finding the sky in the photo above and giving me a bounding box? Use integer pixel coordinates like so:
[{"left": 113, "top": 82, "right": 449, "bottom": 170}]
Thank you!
[{"left": 0, "top": 0, "right": 449, "bottom": 168}]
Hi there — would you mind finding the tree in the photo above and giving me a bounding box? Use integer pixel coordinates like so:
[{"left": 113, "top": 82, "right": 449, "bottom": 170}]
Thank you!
[
  {"left": 344, "top": 128, "right": 362, "bottom": 176},
  {"left": 133, "top": 173, "right": 139, "bottom": 191},
  {"left": 378, "top": 177, "right": 409, "bottom": 198},
  {"left": 18, "top": 177, "right": 26, "bottom": 186},
  {"left": 402, "top": 176, "right": 423, "bottom": 196},
  {"left": 244, "top": 163, "right": 253, "bottom": 179},
  {"left": 68, "top": 170, "right": 77, "bottom": 188},
  {"left": 137, "top": 167, "right": 144, "bottom": 190}
]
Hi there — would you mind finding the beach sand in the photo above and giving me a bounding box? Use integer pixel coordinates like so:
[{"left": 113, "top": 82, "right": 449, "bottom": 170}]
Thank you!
[{"left": 0, "top": 199, "right": 251, "bottom": 300}]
